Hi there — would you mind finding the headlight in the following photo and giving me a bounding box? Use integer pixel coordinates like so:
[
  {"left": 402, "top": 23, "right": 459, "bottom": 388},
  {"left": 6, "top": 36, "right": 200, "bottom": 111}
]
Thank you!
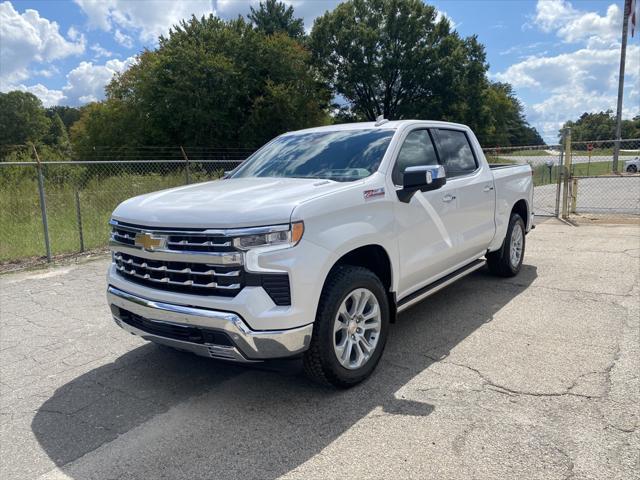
[{"left": 233, "top": 222, "right": 304, "bottom": 250}]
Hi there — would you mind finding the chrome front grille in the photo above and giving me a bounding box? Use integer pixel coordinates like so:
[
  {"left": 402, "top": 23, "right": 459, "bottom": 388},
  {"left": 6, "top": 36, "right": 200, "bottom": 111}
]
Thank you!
[
  {"left": 110, "top": 220, "right": 245, "bottom": 296},
  {"left": 111, "top": 226, "right": 136, "bottom": 246},
  {"left": 114, "top": 252, "right": 242, "bottom": 295},
  {"left": 111, "top": 224, "right": 236, "bottom": 253},
  {"left": 109, "top": 220, "right": 291, "bottom": 304},
  {"left": 166, "top": 238, "right": 232, "bottom": 251}
]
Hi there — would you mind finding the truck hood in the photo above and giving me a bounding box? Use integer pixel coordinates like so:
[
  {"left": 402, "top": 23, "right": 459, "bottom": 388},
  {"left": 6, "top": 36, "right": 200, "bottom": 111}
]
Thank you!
[{"left": 112, "top": 177, "right": 348, "bottom": 228}]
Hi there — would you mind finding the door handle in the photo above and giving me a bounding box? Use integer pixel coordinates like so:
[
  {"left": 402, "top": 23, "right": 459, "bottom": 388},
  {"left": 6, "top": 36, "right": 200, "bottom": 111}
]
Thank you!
[
  {"left": 483, "top": 185, "right": 494, "bottom": 192},
  {"left": 442, "top": 194, "right": 456, "bottom": 202}
]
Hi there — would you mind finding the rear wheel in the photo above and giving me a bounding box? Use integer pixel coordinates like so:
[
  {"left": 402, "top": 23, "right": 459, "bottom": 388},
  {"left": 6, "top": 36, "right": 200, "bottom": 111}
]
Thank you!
[
  {"left": 487, "top": 213, "right": 525, "bottom": 277},
  {"left": 303, "top": 266, "right": 389, "bottom": 388},
  {"left": 627, "top": 164, "right": 638, "bottom": 173}
]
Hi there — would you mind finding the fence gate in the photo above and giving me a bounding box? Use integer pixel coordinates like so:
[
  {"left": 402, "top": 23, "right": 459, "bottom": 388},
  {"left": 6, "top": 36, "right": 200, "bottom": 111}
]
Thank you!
[{"left": 483, "top": 136, "right": 640, "bottom": 221}]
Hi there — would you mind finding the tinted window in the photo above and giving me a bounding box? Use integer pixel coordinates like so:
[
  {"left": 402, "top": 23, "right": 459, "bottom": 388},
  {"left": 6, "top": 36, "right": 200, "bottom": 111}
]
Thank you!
[
  {"left": 392, "top": 130, "right": 439, "bottom": 185},
  {"left": 435, "top": 129, "right": 477, "bottom": 177},
  {"left": 231, "top": 129, "right": 394, "bottom": 182}
]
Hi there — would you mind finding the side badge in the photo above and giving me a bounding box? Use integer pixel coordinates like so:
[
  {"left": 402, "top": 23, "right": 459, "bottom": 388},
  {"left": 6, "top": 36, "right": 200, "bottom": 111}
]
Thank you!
[{"left": 363, "top": 187, "right": 385, "bottom": 200}]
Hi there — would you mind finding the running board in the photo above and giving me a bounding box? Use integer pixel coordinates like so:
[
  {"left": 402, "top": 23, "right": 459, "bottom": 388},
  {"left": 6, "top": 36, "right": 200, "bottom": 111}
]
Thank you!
[{"left": 397, "top": 258, "right": 486, "bottom": 313}]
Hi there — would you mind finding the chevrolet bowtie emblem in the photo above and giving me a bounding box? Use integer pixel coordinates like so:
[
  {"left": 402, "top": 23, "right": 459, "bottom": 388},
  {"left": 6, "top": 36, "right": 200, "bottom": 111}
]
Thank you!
[{"left": 134, "top": 233, "right": 165, "bottom": 250}]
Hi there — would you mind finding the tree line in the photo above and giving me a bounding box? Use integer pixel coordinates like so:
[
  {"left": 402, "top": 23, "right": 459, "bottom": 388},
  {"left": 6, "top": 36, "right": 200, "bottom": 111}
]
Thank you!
[
  {"left": 3, "top": 0, "right": 554, "bottom": 159},
  {"left": 559, "top": 111, "right": 639, "bottom": 143}
]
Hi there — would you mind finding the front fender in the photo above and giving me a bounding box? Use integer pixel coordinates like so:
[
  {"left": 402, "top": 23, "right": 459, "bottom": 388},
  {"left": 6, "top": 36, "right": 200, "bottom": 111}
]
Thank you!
[{"left": 292, "top": 182, "right": 400, "bottom": 295}]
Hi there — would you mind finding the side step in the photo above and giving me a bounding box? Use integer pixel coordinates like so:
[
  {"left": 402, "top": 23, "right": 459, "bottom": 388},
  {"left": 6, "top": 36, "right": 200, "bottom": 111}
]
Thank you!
[{"left": 397, "top": 258, "right": 486, "bottom": 313}]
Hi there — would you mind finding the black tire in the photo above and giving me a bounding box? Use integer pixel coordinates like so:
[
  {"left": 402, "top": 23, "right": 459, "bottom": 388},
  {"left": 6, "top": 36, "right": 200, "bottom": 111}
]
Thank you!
[
  {"left": 303, "top": 265, "right": 390, "bottom": 388},
  {"left": 627, "top": 165, "right": 637, "bottom": 173},
  {"left": 486, "top": 213, "right": 525, "bottom": 277}
]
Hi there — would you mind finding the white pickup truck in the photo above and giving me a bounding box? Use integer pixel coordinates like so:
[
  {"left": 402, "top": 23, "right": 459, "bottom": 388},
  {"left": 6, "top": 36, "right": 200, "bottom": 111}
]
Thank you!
[{"left": 107, "top": 120, "right": 533, "bottom": 387}]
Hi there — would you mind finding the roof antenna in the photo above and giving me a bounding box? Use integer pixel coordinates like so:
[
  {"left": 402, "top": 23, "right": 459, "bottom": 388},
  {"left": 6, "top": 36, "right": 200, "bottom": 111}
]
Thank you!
[{"left": 374, "top": 115, "right": 389, "bottom": 126}]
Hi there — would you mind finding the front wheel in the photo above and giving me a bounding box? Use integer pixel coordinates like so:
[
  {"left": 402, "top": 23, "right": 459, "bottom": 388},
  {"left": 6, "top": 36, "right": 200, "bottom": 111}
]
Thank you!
[
  {"left": 627, "top": 165, "right": 638, "bottom": 173},
  {"left": 487, "top": 213, "right": 526, "bottom": 277},
  {"left": 303, "top": 266, "right": 389, "bottom": 388}
]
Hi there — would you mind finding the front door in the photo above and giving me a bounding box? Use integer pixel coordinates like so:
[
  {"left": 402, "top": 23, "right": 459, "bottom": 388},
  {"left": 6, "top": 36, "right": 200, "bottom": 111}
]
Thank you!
[{"left": 392, "top": 129, "right": 460, "bottom": 299}]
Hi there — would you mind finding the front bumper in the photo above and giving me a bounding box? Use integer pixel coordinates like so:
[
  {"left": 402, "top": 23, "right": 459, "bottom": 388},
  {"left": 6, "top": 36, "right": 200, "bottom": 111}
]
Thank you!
[{"left": 107, "top": 286, "right": 313, "bottom": 362}]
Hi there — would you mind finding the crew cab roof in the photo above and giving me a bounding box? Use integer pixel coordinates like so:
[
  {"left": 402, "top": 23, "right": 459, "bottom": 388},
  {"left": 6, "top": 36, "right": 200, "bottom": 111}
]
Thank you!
[{"left": 284, "top": 120, "right": 470, "bottom": 136}]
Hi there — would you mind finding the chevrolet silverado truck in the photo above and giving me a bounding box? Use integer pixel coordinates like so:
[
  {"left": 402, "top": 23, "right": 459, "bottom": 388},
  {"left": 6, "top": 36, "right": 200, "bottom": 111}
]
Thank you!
[{"left": 107, "top": 120, "right": 534, "bottom": 387}]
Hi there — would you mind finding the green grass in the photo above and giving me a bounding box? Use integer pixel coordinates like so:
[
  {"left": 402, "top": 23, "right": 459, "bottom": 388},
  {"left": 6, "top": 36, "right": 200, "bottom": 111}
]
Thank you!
[
  {"left": 497, "top": 149, "right": 552, "bottom": 156},
  {"left": 0, "top": 166, "right": 223, "bottom": 263},
  {"left": 531, "top": 160, "right": 618, "bottom": 187}
]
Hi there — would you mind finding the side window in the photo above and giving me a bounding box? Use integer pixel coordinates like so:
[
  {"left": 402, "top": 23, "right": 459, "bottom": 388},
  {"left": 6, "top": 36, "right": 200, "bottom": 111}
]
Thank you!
[
  {"left": 392, "top": 130, "right": 439, "bottom": 185},
  {"left": 434, "top": 129, "right": 477, "bottom": 177}
]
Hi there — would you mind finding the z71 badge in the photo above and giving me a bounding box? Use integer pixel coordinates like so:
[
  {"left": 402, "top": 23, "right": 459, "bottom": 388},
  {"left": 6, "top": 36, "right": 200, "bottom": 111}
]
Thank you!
[{"left": 363, "top": 187, "right": 385, "bottom": 200}]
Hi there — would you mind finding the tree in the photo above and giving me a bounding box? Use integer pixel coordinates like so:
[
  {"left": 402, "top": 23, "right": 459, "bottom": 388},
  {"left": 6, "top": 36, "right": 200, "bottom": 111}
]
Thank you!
[
  {"left": 70, "top": 99, "right": 154, "bottom": 159},
  {"left": 483, "top": 82, "right": 544, "bottom": 146},
  {"left": 248, "top": 0, "right": 305, "bottom": 39},
  {"left": 87, "top": 15, "right": 330, "bottom": 148},
  {"left": 45, "top": 112, "right": 71, "bottom": 149},
  {"left": 310, "top": 1, "right": 487, "bottom": 125},
  {"left": 559, "top": 111, "right": 640, "bottom": 142},
  {"left": 46, "top": 106, "right": 82, "bottom": 132},
  {"left": 0, "top": 91, "right": 50, "bottom": 145},
  {"left": 310, "top": 0, "right": 541, "bottom": 146}
]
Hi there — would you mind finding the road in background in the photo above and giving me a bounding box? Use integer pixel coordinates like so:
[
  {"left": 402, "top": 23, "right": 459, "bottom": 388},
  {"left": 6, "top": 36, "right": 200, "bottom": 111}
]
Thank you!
[{"left": 500, "top": 154, "right": 638, "bottom": 167}]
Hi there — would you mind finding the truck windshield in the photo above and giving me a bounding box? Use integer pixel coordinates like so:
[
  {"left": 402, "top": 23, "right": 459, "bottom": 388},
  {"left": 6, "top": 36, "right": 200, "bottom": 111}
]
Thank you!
[{"left": 230, "top": 129, "right": 395, "bottom": 182}]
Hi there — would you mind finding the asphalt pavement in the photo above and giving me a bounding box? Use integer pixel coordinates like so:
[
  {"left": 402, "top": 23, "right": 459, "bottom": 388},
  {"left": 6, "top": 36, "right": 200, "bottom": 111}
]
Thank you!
[{"left": 1, "top": 219, "right": 638, "bottom": 480}]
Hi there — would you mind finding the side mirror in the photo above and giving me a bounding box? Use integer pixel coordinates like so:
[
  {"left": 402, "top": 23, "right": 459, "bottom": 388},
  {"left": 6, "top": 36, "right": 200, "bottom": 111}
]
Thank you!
[{"left": 398, "top": 165, "right": 447, "bottom": 202}]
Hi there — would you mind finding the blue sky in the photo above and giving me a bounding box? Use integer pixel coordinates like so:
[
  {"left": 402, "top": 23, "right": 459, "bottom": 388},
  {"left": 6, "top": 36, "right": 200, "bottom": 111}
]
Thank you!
[{"left": 1, "top": 0, "right": 638, "bottom": 143}]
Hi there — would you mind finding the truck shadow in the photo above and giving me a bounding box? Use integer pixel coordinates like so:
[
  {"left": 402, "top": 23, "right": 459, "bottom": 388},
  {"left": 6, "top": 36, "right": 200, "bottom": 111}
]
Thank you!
[{"left": 32, "top": 265, "right": 536, "bottom": 479}]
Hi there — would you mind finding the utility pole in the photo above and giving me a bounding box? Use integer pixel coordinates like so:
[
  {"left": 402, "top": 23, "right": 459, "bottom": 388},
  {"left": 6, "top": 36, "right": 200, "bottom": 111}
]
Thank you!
[{"left": 613, "top": 0, "right": 632, "bottom": 173}]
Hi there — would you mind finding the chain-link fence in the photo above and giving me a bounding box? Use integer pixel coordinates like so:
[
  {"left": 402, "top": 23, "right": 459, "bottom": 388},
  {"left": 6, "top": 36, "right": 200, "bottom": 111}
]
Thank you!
[
  {"left": 483, "top": 138, "right": 640, "bottom": 219},
  {"left": 0, "top": 146, "right": 251, "bottom": 266},
  {"left": 1, "top": 139, "right": 638, "bottom": 267}
]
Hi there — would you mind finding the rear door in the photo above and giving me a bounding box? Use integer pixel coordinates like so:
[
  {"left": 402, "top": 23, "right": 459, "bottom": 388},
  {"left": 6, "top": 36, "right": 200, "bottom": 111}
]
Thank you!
[
  {"left": 432, "top": 128, "right": 495, "bottom": 263},
  {"left": 392, "top": 128, "right": 460, "bottom": 298}
]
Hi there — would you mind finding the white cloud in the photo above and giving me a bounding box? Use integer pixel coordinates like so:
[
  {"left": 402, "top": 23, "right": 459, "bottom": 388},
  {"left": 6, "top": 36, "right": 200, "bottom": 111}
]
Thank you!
[
  {"left": 33, "top": 66, "right": 60, "bottom": 78},
  {"left": 533, "top": 0, "right": 621, "bottom": 44},
  {"left": 74, "top": 0, "right": 215, "bottom": 44},
  {"left": 435, "top": 9, "right": 457, "bottom": 30},
  {"left": 90, "top": 43, "right": 113, "bottom": 59},
  {"left": 0, "top": 1, "right": 85, "bottom": 88},
  {"left": 10, "top": 83, "right": 65, "bottom": 107},
  {"left": 67, "top": 25, "right": 82, "bottom": 41},
  {"left": 495, "top": 44, "right": 640, "bottom": 140},
  {"left": 114, "top": 29, "right": 133, "bottom": 48},
  {"left": 495, "top": 0, "right": 639, "bottom": 142},
  {"left": 62, "top": 57, "right": 136, "bottom": 105},
  {"left": 6, "top": 56, "right": 137, "bottom": 107}
]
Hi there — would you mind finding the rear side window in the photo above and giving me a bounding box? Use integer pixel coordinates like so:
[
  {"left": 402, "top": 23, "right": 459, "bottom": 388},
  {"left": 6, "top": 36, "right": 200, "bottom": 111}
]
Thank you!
[
  {"left": 434, "top": 129, "right": 477, "bottom": 177},
  {"left": 392, "top": 130, "right": 439, "bottom": 185}
]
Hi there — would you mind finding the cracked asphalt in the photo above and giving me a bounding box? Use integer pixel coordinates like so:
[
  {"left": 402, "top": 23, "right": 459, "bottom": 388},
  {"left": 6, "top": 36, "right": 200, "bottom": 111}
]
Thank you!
[{"left": 1, "top": 219, "right": 638, "bottom": 480}]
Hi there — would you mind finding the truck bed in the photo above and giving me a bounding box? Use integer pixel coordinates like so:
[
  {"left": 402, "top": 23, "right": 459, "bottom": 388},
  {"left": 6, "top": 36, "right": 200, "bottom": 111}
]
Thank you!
[{"left": 488, "top": 163, "right": 521, "bottom": 169}]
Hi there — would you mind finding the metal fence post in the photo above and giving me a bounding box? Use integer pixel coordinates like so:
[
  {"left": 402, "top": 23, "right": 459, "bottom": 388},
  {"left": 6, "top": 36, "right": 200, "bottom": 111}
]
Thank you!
[
  {"left": 32, "top": 144, "right": 52, "bottom": 262},
  {"left": 75, "top": 190, "right": 85, "bottom": 252},
  {"left": 561, "top": 128, "right": 572, "bottom": 219},
  {"left": 571, "top": 177, "right": 578, "bottom": 214},
  {"left": 180, "top": 146, "right": 190, "bottom": 184},
  {"left": 555, "top": 141, "right": 564, "bottom": 217}
]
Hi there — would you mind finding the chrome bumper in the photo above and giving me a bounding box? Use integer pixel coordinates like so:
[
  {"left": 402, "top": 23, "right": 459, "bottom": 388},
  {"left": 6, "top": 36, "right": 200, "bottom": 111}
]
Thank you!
[{"left": 107, "top": 286, "right": 313, "bottom": 362}]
